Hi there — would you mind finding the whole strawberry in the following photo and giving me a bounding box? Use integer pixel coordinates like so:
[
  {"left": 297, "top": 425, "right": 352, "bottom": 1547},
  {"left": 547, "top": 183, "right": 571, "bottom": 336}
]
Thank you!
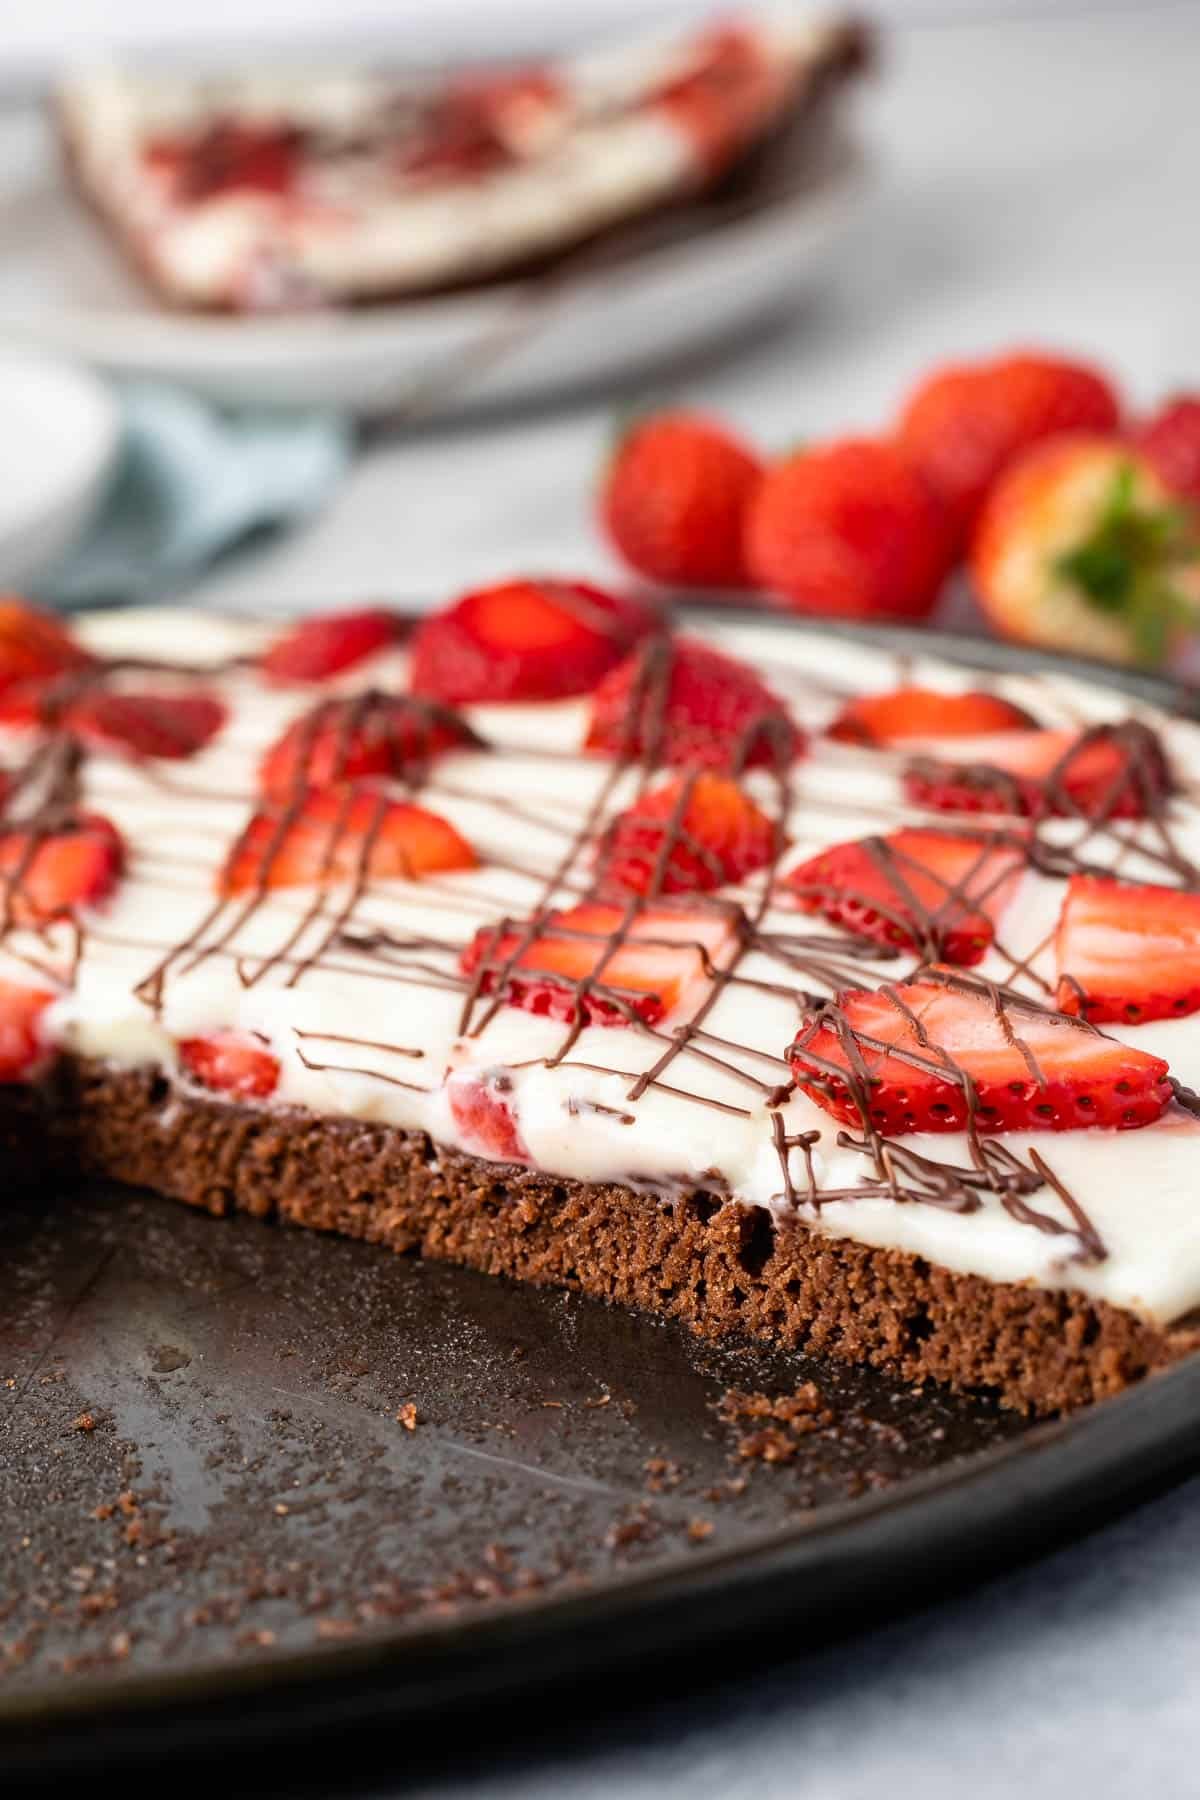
[
  {"left": 971, "top": 433, "right": 1200, "bottom": 666},
  {"left": 897, "top": 349, "right": 1121, "bottom": 544},
  {"left": 744, "top": 436, "right": 951, "bottom": 621},
  {"left": 600, "top": 411, "right": 763, "bottom": 588},
  {"left": 1132, "top": 395, "right": 1200, "bottom": 506}
]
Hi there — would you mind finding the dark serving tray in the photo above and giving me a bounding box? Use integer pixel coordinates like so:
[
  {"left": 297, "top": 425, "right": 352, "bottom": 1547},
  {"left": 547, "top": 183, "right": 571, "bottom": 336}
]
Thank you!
[{"left": 3, "top": 621, "right": 1200, "bottom": 1783}]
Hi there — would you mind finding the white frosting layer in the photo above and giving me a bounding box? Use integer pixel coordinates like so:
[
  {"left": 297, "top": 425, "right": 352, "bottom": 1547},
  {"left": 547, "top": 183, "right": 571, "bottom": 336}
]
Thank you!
[{"left": 7, "top": 605, "right": 1200, "bottom": 1329}]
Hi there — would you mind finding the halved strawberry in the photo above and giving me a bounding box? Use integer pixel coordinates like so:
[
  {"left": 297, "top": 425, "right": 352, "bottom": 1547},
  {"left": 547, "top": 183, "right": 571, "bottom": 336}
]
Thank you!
[
  {"left": 790, "top": 976, "right": 1172, "bottom": 1136},
  {"left": 460, "top": 899, "right": 739, "bottom": 1027},
  {"left": 784, "top": 828, "right": 1025, "bottom": 966},
  {"left": 0, "top": 597, "right": 92, "bottom": 699},
  {"left": 828, "top": 687, "right": 1035, "bottom": 746},
  {"left": 0, "top": 980, "right": 55, "bottom": 1082},
  {"left": 260, "top": 608, "right": 402, "bottom": 684},
  {"left": 0, "top": 813, "right": 124, "bottom": 925},
  {"left": 64, "top": 690, "right": 226, "bottom": 760},
  {"left": 178, "top": 1031, "right": 281, "bottom": 1099},
  {"left": 409, "top": 579, "right": 656, "bottom": 705},
  {"left": 258, "top": 693, "right": 478, "bottom": 800},
  {"left": 903, "top": 724, "right": 1167, "bottom": 821},
  {"left": 585, "top": 637, "right": 802, "bottom": 772},
  {"left": 220, "top": 787, "right": 476, "bottom": 894},
  {"left": 447, "top": 1069, "right": 530, "bottom": 1163},
  {"left": 1056, "top": 874, "right": 1200, "bottom": 1024},
  {"left": 597, "top": 773, "right": 780, "bottom": 897}
]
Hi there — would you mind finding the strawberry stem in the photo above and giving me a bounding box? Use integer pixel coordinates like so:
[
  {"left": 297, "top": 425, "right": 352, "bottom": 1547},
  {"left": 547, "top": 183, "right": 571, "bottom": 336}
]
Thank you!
[{"left": 1054, "top": 462, "right": 1200, "bottom": 665}]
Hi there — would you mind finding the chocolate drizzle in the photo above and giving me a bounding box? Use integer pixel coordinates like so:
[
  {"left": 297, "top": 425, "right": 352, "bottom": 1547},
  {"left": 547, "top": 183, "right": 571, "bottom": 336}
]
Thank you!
[{"left": 9, "top": 614, "right": 1200, "bottom": 1278}]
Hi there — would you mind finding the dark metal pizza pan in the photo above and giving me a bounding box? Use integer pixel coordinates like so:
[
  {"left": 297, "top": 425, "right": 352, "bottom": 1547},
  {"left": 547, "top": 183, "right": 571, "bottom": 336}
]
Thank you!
[{"left": 2, "top": 620, "right": 1198, "bottom": 1784}]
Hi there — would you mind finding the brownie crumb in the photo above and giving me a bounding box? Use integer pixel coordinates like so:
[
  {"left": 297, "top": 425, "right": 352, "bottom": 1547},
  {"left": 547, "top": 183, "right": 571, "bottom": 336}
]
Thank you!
[
  {"left": 396, "top": 1403, "right": 419, "bottom": 1431},
  {"left": 643, "top": 1456, "right": 683, "bottom": 1493},
  {"left": 736, "top": 1425, "right": 800, "bottom": 1465}
]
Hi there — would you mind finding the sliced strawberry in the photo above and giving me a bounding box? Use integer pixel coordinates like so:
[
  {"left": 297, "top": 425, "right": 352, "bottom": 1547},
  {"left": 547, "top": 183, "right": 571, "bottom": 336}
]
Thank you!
[
  {"left": 258, "top": 693, "right": 478, "bottom": 800},
  {"left": 460, "top": 899, "right": 739, "bottom": 1027},
  {"left": 656, "top": 24, "right": 779, "bottom": 176},
  {"left": 178, "top": 1031, "right": 281, "bottom": 1099},
  {"left": 147, "top": 121, "right": 302, "bottom": 202},
  {"left": 828, "top": 687, "right": 1035, "bottom": 746},
  {"left": 260, "top": 608, "right": 402, "bottom": 684},
  {"left": 0, "top": 813, "right": 123, "bottom": 925},
  {"left": 220, "top": 787, "right": 476, "bottom": 894},
  {"left": 0, "top": 597, "right": 92, "bottom": 699},
  {"left": 585, "top": 637, "right": 802, "bottom": 772},
  {"left": 0, "top": 980, "right": 55, "bottom": 1082},
  {"left": 784, "top": 828, "right": 1025, "bottom": 966},
  {"left": 409, "top": 579, "right": 656, "bottom": 705},
  {"left": 63, "top": 690, "right": 226, "bottom": 760},
  {"left": 447, "top": 1070, "right": 530, "bottom": 1164},
  {"left": 903, "top": 725, "right": 1167, "bottom": 821},
  {"left": 1056, "top": 874, "right": 1200, "bottom": 1024},
  {"left": 597, "top": 772, "right": 781, "bottom": 897},
  {"left": 791, "top": 977, "right": 1173, "bottom": 1136}
]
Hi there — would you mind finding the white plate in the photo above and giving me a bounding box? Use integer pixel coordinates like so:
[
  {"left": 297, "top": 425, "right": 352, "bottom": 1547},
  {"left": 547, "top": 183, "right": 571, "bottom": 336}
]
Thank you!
[
  {"left": 0, "top": 346, "right": 120, "bottom": 589},
  {"left": 0, "top": 103, "right": 872, "bottom": 417}
]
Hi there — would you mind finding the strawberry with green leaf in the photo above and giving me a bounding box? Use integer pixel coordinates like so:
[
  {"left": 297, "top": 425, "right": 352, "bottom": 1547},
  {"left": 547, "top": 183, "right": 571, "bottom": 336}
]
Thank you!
[{"left": 971, "top": 435, "right": 1200, "bottom": 667}]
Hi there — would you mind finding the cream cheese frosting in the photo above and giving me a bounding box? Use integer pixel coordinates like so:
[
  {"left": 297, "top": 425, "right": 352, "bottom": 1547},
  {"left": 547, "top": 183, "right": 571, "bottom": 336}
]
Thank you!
[{"left": 6, "top": 605, "right": 1200, "bottom": 1329}]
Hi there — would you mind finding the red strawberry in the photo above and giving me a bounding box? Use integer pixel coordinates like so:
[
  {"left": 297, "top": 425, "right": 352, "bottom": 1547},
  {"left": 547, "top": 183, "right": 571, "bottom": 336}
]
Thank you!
[
  {"left": 220, "top": 788, "right": 476, "bottom": 895},
  {"left": 447, "top": 1070, "right": 530, "bottom": 1163},
  {"left": 260, "top": 608, "right": 402, "bottom": 684},
  {"left": 407, "top": 70, "right": 561, "bottom": 179},
  {"left": 784, "top": 828, "right": 1025, "bottom": 966},
  {"left": 147, "top": 121, "right": 300, "bottom": 201},
  {"left": 790, "top": 976, "right": 1172, "bottom": 1136},
  {"left": 178, "top": 1031, "right": 281, "bottom": 1099},
  {"left": 600, "top": 412, "right": 763, "bottom": 588},
  {"left": 971, "top": 436, "right": 1199, "bottom": 667},
  {"left": 258, "top": 693, "right": 478, "bottom": 800},
  {"left": 897, "top": 350, "right": 1121, "bottom": 542},
  {"left": 828, "top": 686, "right": 1035, "bottom": 746},
  {"left": 460, "top": 899, "right": 739, "bottom": 1027},
  {"left": 1056, "top": 874, "right": 1200, "bottom": 1025},
  {"left": 655, "top": 24, "right": 779, "bottom": 175},
  {"left": 597, "top": 772, "right": 780, "bottom": 897},
  {"left": 0, "top": 980, "right": 55, "bottom": 1082},
  {"left": 0, "top": 597, "right": 92, "bottom": 698},
  {"left": 585, "top": 637, "right": 802, "bottom": 771},
  {"left": 1131, "top": 395, "right": 1200, "bottom": 506},
  {"left": 62, "top": 690, "right": 226, "bottom": 760},
  {"left": 0, "top": 813, "right": 123, "bottom": 925},
  {"left": 409, "top": 579, "right": 655, "bottom": 705},
  {"left": 745, "top": 438, "right": 951, "bottom": 622},
  {"left": 903, "top": 724, "right": 1168, "bottom": 822}
]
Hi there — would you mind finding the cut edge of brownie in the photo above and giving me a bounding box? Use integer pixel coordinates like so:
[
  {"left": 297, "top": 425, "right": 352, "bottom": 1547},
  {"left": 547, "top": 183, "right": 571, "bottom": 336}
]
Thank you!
[{"left": 7, "top": 1057, "right": 1195, "bottom": 1418}]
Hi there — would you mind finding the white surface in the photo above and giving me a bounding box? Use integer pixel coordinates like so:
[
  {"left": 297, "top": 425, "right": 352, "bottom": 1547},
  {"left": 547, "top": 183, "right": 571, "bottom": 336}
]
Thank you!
[
  {"left": 160, "top": 7, "right": 1196, "bottom": 1799},
  {"left": 0, "top": 348, "right": 119, "bottom": 589},
  {"left": 0, "top": 0, "right": 1163, "bottom": 79},
  {"left": 0, "top": 95, "right": 869, "bottom": 413}
]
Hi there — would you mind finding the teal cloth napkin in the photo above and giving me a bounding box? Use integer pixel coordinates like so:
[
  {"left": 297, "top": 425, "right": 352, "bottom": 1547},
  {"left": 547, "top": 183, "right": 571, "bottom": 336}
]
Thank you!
[{"left": 41, "top": 382, "right": 352, "bottom": 609}]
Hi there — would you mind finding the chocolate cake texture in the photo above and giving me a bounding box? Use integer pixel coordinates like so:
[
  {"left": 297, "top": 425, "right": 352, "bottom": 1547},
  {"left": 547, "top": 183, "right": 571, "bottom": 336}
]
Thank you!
[{"left": 8, "top": 1059, "right": 1192, "bottom": 1418}]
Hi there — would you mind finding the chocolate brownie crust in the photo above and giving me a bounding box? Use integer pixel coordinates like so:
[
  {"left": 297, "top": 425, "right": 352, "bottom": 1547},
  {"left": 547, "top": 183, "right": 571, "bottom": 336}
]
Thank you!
[{"left": 11, "top": 1059, "right": 1191, "bottom": 1417}]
